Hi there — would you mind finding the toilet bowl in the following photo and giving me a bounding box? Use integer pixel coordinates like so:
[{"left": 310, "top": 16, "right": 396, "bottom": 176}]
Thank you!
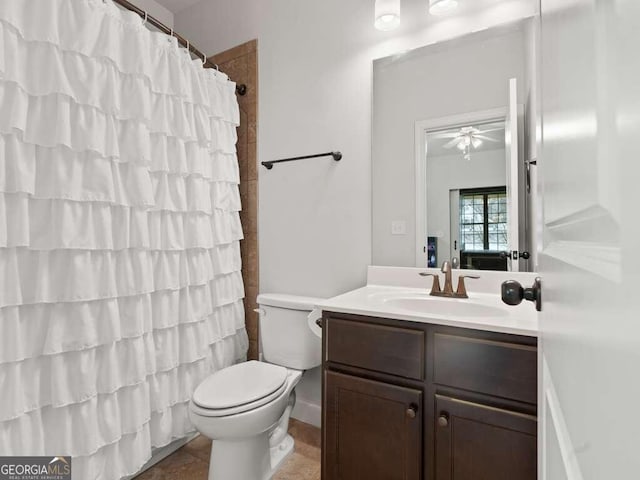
[{"left": 189, "top": 293, "right": 324, "bottom": 480}]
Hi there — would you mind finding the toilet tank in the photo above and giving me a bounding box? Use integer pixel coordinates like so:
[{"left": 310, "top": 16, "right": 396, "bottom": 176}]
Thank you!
[{"left": 256, "top": 293, "right": 324, "bottom": 370}]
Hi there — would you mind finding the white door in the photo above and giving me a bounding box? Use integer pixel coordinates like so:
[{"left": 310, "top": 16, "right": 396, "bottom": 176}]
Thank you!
[
  {"left": 505, "top": 77, "right": 520, "bottom": 272},
  {"left": 539, "top": 0, "right": 640, "bottom": 479},
  {"left": 449, "top": 189, "right": 460, "bottom": 265}
]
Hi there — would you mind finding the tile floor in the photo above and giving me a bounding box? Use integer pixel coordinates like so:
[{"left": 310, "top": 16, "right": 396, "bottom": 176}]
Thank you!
[{"left": 135, "top": 419, "right": 321, "bottom": 480}]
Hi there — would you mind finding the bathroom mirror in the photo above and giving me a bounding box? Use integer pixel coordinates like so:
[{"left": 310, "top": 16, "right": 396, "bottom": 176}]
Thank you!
[{"left": 371, "top": 20, "right": 537, "bottom": 272}]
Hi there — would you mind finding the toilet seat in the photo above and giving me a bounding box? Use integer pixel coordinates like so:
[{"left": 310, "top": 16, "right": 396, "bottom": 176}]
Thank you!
[{"left": 192, "top": 361, "right": 289, "bottom": 417}]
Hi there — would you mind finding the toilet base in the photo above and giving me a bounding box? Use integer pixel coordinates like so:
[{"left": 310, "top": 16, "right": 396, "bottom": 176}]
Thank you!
[
  {"left": 207, "top": 432, "right": 295, "bottom": 480},
  {"left": 269, "top": 433, "right": 295, "bottom": 476},
  {"left": 209, "top": 433, "right": 271, "bottom": 480}
]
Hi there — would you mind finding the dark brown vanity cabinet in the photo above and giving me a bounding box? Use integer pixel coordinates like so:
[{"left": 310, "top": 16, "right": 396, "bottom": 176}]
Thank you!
[
  {"left": 324, "top": 371, "right": 423, "bottom": 480},
  {"left": 321, "top": 312, "right": 538, "bottom": 480},
  {"left": 434, "top": 395, "right": 537, "bottom": 480}
]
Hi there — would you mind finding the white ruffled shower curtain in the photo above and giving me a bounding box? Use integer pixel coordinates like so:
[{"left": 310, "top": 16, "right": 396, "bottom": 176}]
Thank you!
[{"left": 0, "top": 1, "right": 248, "bottom": 478}]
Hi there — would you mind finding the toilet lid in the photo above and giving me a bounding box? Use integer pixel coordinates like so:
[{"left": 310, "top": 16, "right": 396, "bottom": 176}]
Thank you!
[{"left": 193, "top": 361, "right": 288, "bottom": 411}]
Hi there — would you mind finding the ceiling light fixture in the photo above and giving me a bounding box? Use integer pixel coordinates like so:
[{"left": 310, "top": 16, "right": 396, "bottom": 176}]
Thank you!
[
  {"left": 375, "top": 0, "right": 401, "bottom": 31},
  {"left": 428, "top": 0, "right": 459, "bottom": 16},
  {"left": 432, "top": 125, "right": 501, "bottom": 161}
]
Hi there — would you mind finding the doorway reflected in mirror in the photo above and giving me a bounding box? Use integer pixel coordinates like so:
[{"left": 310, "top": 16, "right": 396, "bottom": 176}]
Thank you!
[{"left": 424, "top": 120, "right": 510, "bottom": 271}]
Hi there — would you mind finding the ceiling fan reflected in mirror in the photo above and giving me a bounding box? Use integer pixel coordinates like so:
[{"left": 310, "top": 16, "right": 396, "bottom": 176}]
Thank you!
[{"left": 432, "top": 125, "right": 501, "bottom": 161}]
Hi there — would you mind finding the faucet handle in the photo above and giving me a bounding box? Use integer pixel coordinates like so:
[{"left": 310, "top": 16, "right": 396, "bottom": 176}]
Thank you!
[
  {"left": 419, "top": 272, "right": 442, "bottom": 294},
  {"left": 455, "top": 274, "right": 480, "bottom": 298}
]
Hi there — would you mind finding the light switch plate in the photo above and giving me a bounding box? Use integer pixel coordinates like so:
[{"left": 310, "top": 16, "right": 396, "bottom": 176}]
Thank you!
[{"left": 391, "top": 220, "right": 406, "bottom": 235}]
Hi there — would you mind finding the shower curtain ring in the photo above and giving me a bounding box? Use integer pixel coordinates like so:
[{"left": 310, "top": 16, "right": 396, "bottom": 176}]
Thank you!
[
  {"left": 142, "top": 12, "right": 148, "bottom": 25},
  {"left": 186, "top": 40, "right": 190, "bottom": 52}
]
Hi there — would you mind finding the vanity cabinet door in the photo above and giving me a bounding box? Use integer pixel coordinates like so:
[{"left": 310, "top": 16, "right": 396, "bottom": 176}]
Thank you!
[
  {"left": 434, "top": 395, "right": 537, "bottom": 480},
  {"left": 323, "top": 371, "right": 422, "bottom": 480}
]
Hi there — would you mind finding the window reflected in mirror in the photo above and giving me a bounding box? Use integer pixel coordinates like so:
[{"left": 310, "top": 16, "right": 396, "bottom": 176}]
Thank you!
[{"left": 458, "top": 188, "right": 508, "bottom": 271}]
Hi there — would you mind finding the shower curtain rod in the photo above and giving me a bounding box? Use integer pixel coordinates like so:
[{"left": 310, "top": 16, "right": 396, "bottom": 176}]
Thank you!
[{"left": 113, "top": 0, "right": 247, "bottom": 96}]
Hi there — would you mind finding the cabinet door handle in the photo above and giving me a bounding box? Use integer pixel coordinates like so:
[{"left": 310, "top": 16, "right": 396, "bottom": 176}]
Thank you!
[
  {"left": 406, "top": 405, "right": 418, "bottom": 419},
  {"left": 315, "top": 318, "right": 323, "bottom": 328},
  {"left": 438, "top": 413, "right": 449, "bottom": 428}
]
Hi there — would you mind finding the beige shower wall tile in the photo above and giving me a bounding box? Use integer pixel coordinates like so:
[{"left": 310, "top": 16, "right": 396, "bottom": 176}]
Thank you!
[
  {"left": 248, "top": 142, "right": 258, "bottom": 181},
  {"left": 242, "top": 246, "right": 259, "bottom": 289},
  {"left": 244, "top": 285, "right": 259, "bottom": 343},
  {"left": 244, "top": 285, "right": 258, "bottom": 310},
  {"left": 245, "top": 311, "right": 259, "bottom": 344},
  {"left": 209, "top": 39, "right": 256, "bottom": 66},
  {"left": 248, "top": 339, "right": 259, "bottom": 361},
  {"left": 247, "top": 102, "right": 257, "bottom": 143},
  {"left": 237, "top": 142, "right": 248, "bottom": 183},
  {"left": 210, "top": 40, "right": 259, "bottom": 364},
  {"left": 219, "top": 57, "right": 247, "bottom": 87},
  {"left": 245, "top": 52, "right": 258, "bottom": 104},
  {"left": 239, "top": 178, "right": 248, "bottom": 200},
  {"left": 244, "top": 180, "right": 258, "bottom": 234},
  {"left": 240, "top": 211, "right": 257, "bottom": 239}
]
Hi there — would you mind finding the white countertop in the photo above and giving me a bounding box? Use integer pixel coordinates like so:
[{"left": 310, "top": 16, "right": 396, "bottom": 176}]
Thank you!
[{"left": 317, "top": 266, "right": 539, "bottom": 337}]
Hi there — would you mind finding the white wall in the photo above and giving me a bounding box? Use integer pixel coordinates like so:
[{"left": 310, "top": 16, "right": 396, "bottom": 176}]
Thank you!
[
  {"left": 173, "top": 0, "right": 259, "bottom": 55},
  {"left": 130, "top": 0, "right": 174, "bottom": 28},
  {"left": 372, "top": 26, "right": 527, "bottom": 267},
  {"left": 176, "top": 0, "right": 538, "bottom": 295},
  {"left": 176, "top": 0, "right": 538, "bottom": 427}
]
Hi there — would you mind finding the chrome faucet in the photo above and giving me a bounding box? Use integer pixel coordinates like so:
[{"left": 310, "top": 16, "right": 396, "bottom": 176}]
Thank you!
[{"left": 419, "top": 261, "right": 480, "bottom": 299}]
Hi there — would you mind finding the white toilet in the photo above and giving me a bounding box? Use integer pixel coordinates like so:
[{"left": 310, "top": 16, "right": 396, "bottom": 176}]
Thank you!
[{"left": 189, "top": 293, "right": 323, "bottom": 480}]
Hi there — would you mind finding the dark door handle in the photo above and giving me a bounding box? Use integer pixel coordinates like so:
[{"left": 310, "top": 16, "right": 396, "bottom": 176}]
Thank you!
[
  {"left": 315, "top": 318, "right": 323, "bottom": 328},
  {"left": 501, "top": 277, "right": 542, "bottom": 311},
  {"left": 500, "top": 250, "right": 531, "bottom": 260}
]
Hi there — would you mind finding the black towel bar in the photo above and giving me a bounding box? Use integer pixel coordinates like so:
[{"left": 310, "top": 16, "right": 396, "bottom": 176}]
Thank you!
[{"left": 262, "top": 151, "right": 342, "bottom": 170}]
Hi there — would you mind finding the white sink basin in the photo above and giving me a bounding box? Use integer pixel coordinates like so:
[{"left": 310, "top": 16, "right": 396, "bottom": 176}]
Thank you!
[
  {"left": 317, "top": 266, "right": 539, "bottom": 336},
  {"left": 381, "top": 295, "right": 508, "bottom": 318}
]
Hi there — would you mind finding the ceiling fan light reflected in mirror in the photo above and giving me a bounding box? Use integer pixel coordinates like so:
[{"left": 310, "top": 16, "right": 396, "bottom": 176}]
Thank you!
[
  {"left": 375, "top": 0, "right": 401, "bottom": 31},
  {"left": 430, "top": 123, "right": 502, "bottom": 161},
  {"left": 429, "top": 0, "right": 459, "bottom": 16}
]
